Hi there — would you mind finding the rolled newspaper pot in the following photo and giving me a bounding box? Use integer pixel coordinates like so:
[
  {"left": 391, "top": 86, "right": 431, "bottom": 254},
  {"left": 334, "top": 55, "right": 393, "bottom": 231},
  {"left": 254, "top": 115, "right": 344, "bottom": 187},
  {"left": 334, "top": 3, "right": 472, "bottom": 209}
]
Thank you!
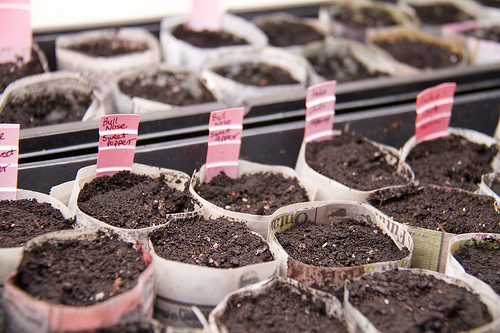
[
  {"left": 478, "top": 172, "right": 500, "bottom": 200},
  {"left": 268, "top": 200, "right": 413, "bottom": 293},
  {"left": 199, "top": 47, "right": 309, "bottom": 107},
  {"left": 160, "top": 13, "right": 268, "bottom": 73},
  {"left": 67, "top": 163, "right": 200, "bottom": 244},
  {"left": 2, "top": 229, "right": 155, "bottom": 333},
  {"left": 207, "top": 276, "right": 348, "bottom": 333},
  {"left": 189, "top": 159, "right": 317, "bottom": 238}
]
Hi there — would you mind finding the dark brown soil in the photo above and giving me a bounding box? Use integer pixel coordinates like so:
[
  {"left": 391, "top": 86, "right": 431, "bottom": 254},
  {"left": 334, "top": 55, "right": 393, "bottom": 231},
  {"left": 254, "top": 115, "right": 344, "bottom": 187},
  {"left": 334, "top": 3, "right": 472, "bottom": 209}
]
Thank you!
[
  {"left": 410, "top": 4, "right": 475, "bottom": 25},
  {"left": 0, "top": 199, "right": 76, "bottom": 248},
  {"left": 453, "top": 237, "right": 500, "bottom": 295},
  {"left": 172, "top": 24, "right": 248, "bottom": 48},
  {"left": 305, "top": 132, "right": 410, "bottom": 191},
  {"left": 0, "top": 88, "right": 92, "bottom": 128},
  {"left": 149, "top": 216, "right": 274, "bottom": 268},
  {"left": 194, "top": 171, "right": 310, "bottom": 215},
  {"left": 464, "top": 25, "right": 500, "bottom": 42},
  {"left": 488, "top": 176, "right": 500, "bottom": 194},
  {"left": 255, "top": 19, "right": 324, "bottom": 47},
  {"left": 476, "top": 0, "right": 500, "bottom": 7},
  {"left": 118, "top": 70, "right": 216, "bottom": 105},
  {"left": 405, "top": 134, "right": 498, "bottom": 191},
  {"left": 76, "top": 321, "right": 160, "bottom": 332},
  {"left": 0, "top": 48, "right": 45, "bottom": 94},
  {"left": 347, "top": 269, "right": 493, "bottom": 333},
  {"left": 12, "top": 231, "right": 148, "bottom": 306},
  {"left": 367, "top": 184, "right": 500, "bottom": 234},
  {"left": 374, "top": 38, "right": 463, "bottom": 69},
  {"left": 65, "top": 36, "right": 149, "bottom": 57},
  {"left": 213, "top": 62, "right": 299, "bottom": 86},
  {"left": 276, "top": 217, "right": 409, "bottom": 268},
  {"left": 77, "top": 171, "right": 194, "bottom": 229},
  {"left": 217, "top": 280, "right": 349, "bottom": 333},
  {"left": 332, "top": 6, "right": 398, "bottom": 28}
]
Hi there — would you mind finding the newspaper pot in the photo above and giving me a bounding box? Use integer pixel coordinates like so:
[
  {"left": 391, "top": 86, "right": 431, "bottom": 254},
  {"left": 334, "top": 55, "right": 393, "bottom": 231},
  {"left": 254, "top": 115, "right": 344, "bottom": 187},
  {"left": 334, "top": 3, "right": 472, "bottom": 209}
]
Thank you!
[
  {"left": 479, "top": 172, "right": 500, "bottom": 201},
  {"left": 0, "top": 189, "right": 76, "bottom": 286},
  {"left": 67, "top": 163, "right": 199, "bottom": 244},
  {"left": 0, "top": 71, "right": 105, "bottom": 129},
  {"left": 189, "top": 159, "right": 317, "bottom": 238},
  {"left": 295, "top": 130, "right": 414, "bottom": 202},
  {"left": 200, "top": 47, "right": 309, "bottom": 107},
  {"left": 344, "top": 268, "right": 500, "bottom": 333},
  {"left": 112, "top": 63, "right": 225, "bottom": 116},
  {"left": 207, "top": 276, "right": 349, "bottom": 333},
  {"left": 268, "top": 200, "right": 413, "bottom": 293},
  {"left": 2, "top": 229, "right": 155, "bottom": 333}
]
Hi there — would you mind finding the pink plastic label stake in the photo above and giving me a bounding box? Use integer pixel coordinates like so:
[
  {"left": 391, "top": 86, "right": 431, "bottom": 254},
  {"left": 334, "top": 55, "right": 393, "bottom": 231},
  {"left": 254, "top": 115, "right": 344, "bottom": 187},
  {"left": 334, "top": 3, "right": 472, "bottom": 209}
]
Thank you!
[
  {"left": 304, "top": 80, "right": 337, "bottom": 143},
  {"left": 205, "top": 107, "right": 244, "bottom": 183},
  {"left": 0, "top": 0, "right": 31, "bottom": 65},
  {"left": 187, "top": 0, "right": 221, "bottom": 32},
  {"left": 0, "top": 124, "right": 20, "bottom": 200},
  {"left": 96, "top": 114, "right": 140, "bottom": 177},
  {"left": 415, "top": 82, "right": 456, "bottom": 144}
]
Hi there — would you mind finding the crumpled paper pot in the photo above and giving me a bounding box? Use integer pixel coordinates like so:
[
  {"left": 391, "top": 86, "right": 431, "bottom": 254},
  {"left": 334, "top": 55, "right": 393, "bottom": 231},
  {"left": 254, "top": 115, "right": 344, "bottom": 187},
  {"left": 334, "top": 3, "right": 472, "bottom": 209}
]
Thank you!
[
  {"left": 0, "top": 189, "right": 76, "bottom": 286},
  {"left": 478, "top": 172, "right": 500, "bottom": 202},
  {"left": 268, "top": 200, "right": 414, "bottom": 292},
  {"left": 189, "top": 159, "right": 317, "bottom": 239},
  {"left": 2, "top": 229, "right": 155, "bottom": 333},
  {"left": 206, "top": 276, "right": 347, "bottom": 333},
  {"left": 67, "top": 163, "right": 200, "bottom": 244},
  {"left": 343, "top": 268, "right": 500, "bottom": 333}
]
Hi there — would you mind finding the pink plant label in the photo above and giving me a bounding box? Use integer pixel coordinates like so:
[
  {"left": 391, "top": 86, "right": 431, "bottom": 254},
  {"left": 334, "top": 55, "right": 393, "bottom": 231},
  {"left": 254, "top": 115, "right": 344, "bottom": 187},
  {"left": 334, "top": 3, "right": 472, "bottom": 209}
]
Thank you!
[
  {"left": 304, "top": 80, "right": 336, "bottom": 143},
  {"left": 0, "top": 124, "right": 20, "bottom": 200},
  {"left": 205, "top": 107, "right": 244, "bottom": 183},
  {"left": 415, "top": 82, "right": 456, "bottom": 144},
  {"left": 0, "top": 0, "right": 31, "bottom": 65},
  {"left": 96, "top": 114, "right": 140, "bottom": 177},
  {"left": 187, "top": 0, "right": 221, "bottom": 32}
]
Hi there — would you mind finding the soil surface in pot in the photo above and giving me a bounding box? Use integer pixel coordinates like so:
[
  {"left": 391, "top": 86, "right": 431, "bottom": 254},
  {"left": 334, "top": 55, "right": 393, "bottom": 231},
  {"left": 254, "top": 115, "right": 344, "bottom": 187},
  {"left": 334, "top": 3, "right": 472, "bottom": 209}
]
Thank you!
[
  {"left": 65, "top": 36, "right": 149, "bottom": 57},
  {"left": 464, "top": 25, "right": 500, "bottom": 42},
  {"left": 0, "top": 48, "right": 45, "bottom": 94},
  {"left": 410, "top": 4, "right": 475, "bottom": 25},
  {"left": 487, "top": 175, "right": 500, "bottom": 194},
  {"left": 77, "top": 170, "right": 194, "bottom": 229},
  {"left": 194, "top": 171, "right": 310, "bottom": 215},
  {"left": 305, "top": 132, "right": 410, "bottom": 191},
  {"left": 374, "top": 38, "right": 463, "bottom": 69},
  {"left": 218, "top": 281, "right": 349, "bottom": 333},
  {"left": 453, "top": 237, "right": 500, "bottom": 295},
  {"left": 149, "top": 215, "right": 274, "bottom": 268},
  {"left": 0, "top": 199, "right": 76, "bottom": 248},
  {"left": 77, "top": 321, "right": 160, "bottom": 333},
  {"left": 332, "top": 6, "right": 398, "bottom": 28},
  {"left": 347, "top": 269, "right": 493, "bottom": 333},
  {"left": 405, "top": 134, "right": 498, "bottom": 191},
  {"left": 367, "top": 184, "right": 500, "bottom": 234},
  {"left": 255, "top": 19, "right": 324, "bottom": 47},
  {"left": 12, "top": 231, "right": 148, "bottom": 306},
  {"left": 118, "top": 70, "right": 216, "bottom": 106},
  {"left": 172, "top": 24, "right": 248, "bottom": 48},
  {"left": 213, "top": 62, "right": 300, "bottom": 86},
  {"left": 0, "top": 88, "right": 92, "bottom": 128}
]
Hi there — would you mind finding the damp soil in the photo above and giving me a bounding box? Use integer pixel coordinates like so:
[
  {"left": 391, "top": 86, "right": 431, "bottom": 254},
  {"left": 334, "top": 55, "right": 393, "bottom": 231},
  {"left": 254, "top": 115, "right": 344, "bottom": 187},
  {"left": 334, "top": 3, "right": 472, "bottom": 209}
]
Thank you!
[
  {"left": 305, "top": 132, "right": 410, "bottom": 191},
  {"left": 410, "top": 4, "right": 475, "bottom": 25},
  {"left": 217, "top": 280, "right": 349, "bottom": 333},
  {"left": 118, "top": 70, "right": 216, "bottom": 106},
  {"left": 149, "top": 215, "right": 274, "bottom": 268},
  {"left": 213, "top": 62, "right": 299, "bottom": 86},
  {"left": 463, "top": 25, "right": 500, "bottom": 42},
  {"left": 76, "top": 321, "right": 160, "bottom": 333},
  {"left": 0, "top": 48, "right": 45, "bottom": 94},
  {"left": 367, "top": 184, "right": 500, "bottom": 234},
  {"left": 12, "top": 231, "right": 148, "bottom": 306},
  {"left": 332, "top": 6, "right": 398, "bottom": 28},
  {"left": 172, "top": 24, "right": 248, "bottom": 48},
  {"left": 405, "top": 134, "right": 498, "bottom": 191},
  {"left": 255, "top": 19, "right": 324, "bottom": 47},
  {"left": 488, "top": 175, "right": 500, "bottom": 194},
  {"left": 0, "top": 86, "right": 92, "bottom": 128},
  {"left": 65, "top": 36, "right": 149, "bottom": 57},
  {"left": 453, "top": 237, "right": 500, "bottom": 295},
  {"left": 77, "top": 170, "right": 194, "bottom": 229},
  {"left": 0, "top": 198, "right": 76, "bottom": 248},
  {"left": 194, "top": 171, "right": 310, "bottom": 215},
  {"left": 347, "top": 269, "right": 493, "bottom": 333}
]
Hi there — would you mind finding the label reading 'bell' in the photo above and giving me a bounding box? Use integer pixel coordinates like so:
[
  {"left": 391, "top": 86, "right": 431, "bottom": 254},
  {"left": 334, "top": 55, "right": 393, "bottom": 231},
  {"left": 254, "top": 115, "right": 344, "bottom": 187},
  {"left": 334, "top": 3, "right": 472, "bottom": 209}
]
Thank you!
[
  {"left": 187, "top": 0, "right": 222, "bottom": 32},
  {"left": 0, "top": 123, "right": 20, "bottom": 200},
  {"left": 0, "top": 0, "right": 32, "bottom": 65},
  {"left": 304, "top": 80, "right": 336, "bottom": 143}
]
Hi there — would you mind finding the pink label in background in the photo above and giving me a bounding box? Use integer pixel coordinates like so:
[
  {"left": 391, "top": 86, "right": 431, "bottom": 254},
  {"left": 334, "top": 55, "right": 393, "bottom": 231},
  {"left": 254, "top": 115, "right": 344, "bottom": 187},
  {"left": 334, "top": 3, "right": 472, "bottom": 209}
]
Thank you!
[
  {"left": 187, "top": 0, "right": 221, "bottom": 32},
  {"left": 304, "top": 81, "right": 336, "bottom": 143},
  {"left": 0, "top": 0, "right": 31, "bottom": 65},
  {"left": 96, "top": 114, "right": 140, "bottom": 177},
  {"left": 205, "top": 107, "right": 244, "bottom": 183},
  {"left": 415, "top": 82, "right": 456, "bottom": 144},
  {"left": 0, "top": 124, "right": 20, "bottom": 200}
]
